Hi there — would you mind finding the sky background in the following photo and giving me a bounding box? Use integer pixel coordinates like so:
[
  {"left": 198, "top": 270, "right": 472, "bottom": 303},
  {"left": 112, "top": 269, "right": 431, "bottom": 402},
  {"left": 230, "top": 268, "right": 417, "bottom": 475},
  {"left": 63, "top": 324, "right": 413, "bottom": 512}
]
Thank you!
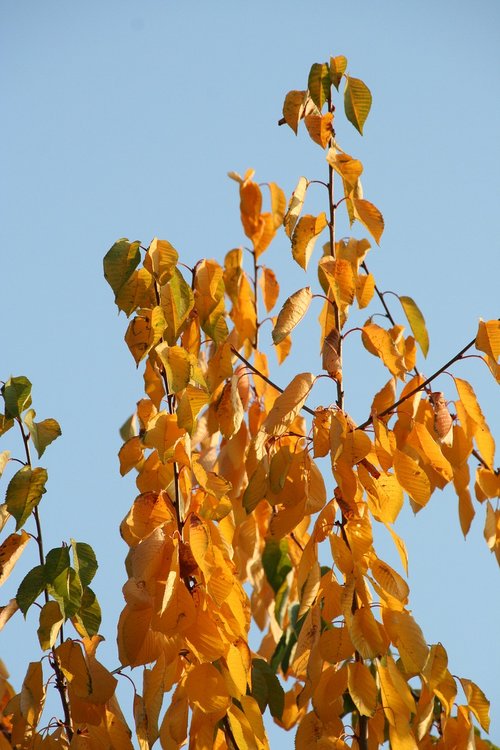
[{"left": 1, "top": 0, "right": 499, "bottom": 746}]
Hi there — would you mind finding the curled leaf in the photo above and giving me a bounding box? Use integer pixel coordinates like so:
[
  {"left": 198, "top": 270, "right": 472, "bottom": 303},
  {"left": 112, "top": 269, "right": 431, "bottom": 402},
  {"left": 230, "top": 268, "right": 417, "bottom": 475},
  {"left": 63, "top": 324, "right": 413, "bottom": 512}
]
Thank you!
[
  {"left": 291, "top": 213, "right": 328, "bottom": 269},
  {"left": 272, "top": 287, "right": 312, "bottom": 345}
]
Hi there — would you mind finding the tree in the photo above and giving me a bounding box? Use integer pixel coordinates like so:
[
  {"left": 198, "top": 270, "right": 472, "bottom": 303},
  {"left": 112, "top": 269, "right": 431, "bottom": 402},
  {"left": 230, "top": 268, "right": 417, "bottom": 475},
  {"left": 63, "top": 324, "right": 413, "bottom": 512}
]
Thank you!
[{"left": 0, "top": 54, "right": 499, "bottom": 750}]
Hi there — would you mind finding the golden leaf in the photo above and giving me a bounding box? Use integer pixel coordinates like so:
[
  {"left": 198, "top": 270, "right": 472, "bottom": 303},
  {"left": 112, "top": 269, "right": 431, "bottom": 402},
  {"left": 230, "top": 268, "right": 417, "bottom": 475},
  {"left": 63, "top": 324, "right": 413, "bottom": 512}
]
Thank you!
[
  {"left": 383, "top": 608, "right": 429, "bottom": 674},
  {"left": 347, "top": 661, "right": 377, "bottom": 717},
  {"left": 371, "top": 558, "right": 409, "bottom": 602},
  {"left": 330, "top": 55, "right": 347, "bottom": 89},
  {"left": 322, "top": 328, "right": 342, "bottom": 381},
  {"left": 282, "top": 90, "right": 307, "bottom": 135},
  {"left": 460, "top": 678, "right": 490, "bottom": 733},
  {"left": 263, "top": 373, "right": 315, "bottom": 436},
  {"left": 272, "top": 287, "right": 312, "bottom": 345},
  {"left": 393, "top": 449, "right": 431, "bottom": 508},
  {"left": 284, "top": 176, "right": 308, "bottom": 238},
  {"left": 143, "top": 237, "right": 178, "bottom": 285},
  {"left": 351, "top": 198, "right": 384, "bottom": 244},
  {"left": 356, "top": 271, "right": 375, "bottom": 309},
  {"left": 291, "top": 214, "right": 328, "bottom": 270},
  {"left": 185, "top": 663, "right": 231, "bottom": 716},
  {"left": 349, "top": 607, "right": 389, "bottom": 659},
  {"left": 454, "top": 378, "right": 495, "bottom": 468},
  {"left": 475, "top": 319, "right": 500, "bottom": 361},
  {"left": 259, "top": 267, "right": 279, "bottom": 313},
  {"left": 399, "top": 295, "right": 429, "bottom": 358},
  {"left": 318, "top": 256, "right": 356, "bottom": 312},
  {"left": 326, "top": 147, "right": 364, "bottom": 195},
  {"left": 344, "top": 75, "right": 372, "bottom": 135},
  {"left": 0, "top": 530, "right": 30, "bottom": 587},
  {"left": 319, "top": 626, "right": 355, "bottom": 663},
  {"left": 362, "top": 323, "right": 405, "bottom": 379},
  {"left": 304, "top": 112, "right": 334, "bottom": 148}
]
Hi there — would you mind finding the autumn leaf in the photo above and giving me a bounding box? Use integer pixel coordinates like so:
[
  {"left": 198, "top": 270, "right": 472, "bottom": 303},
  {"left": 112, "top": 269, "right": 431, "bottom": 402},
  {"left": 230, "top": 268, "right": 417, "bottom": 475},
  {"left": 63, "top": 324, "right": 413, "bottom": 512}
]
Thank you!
[
  {"left": 308, "top": 62, "right": 330, "bottom": 110},
  {"left": 263, "top": 373, "right": 315, "bottom": 436},
  {"left": 284, "top": 176, "right": 308, "bottom": 238},
  {"left": 272, "top": 287, "right": 312, "bottom": 345},
  {"left": 399, "top": 295, "right": 429, "bottom": 357},
  {"left": 291, "top": 213, "right": 328, "bottom": 269},
  {"left": 330, "top": 55, "right": 347, "bottom": 90},
  {"left": 282, "top": 90, "right": 307, "bottom": 134},
  {"left": 344, "top": 75, "right": 372, "bottom": 134}
]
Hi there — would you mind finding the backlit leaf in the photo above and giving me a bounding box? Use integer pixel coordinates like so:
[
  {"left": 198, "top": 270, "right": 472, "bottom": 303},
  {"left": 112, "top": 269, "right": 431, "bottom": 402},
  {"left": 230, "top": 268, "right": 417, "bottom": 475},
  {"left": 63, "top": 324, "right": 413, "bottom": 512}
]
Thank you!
[
  {"left": 393, "top": 449, "right": 431, "bottom": 508},
  {"left": 103, "top": 238, "right": 141, "bottom": 302},
  {"left": 0, "top": 530, "right": 30, "bottom": 587},
  {"left": 5, "top": 466, "right": 48, "bottom": 531},
  {"left": 347, "top": 661, "right": 377, "bottom": 717},
  {"left": 37, "top": 600, "right": 64, "bottom": 650},
  {"left": 344, "top": 75, "right": 372, "bottom": 134},
  {"left": 460, "top": 679, "right": 490, "bottom": 733},
  {"left": 184, "top": 663, "right": 230, "bottom": 716},
  {"left": 304, "top": 112, "right": 334, "bottom": 148},
  {"left": 23, "top": 409, "right": 61, "bottom": 458},
  {"left": 143, "top": 237, "right": 178, "bottom": 285},
  {"left": 284, "top": 176, "right": 308, "bottom": 238},
  {"left": 308, "top": 62, "right": 330, "bottom": 110},
  {"left": 291, "top": 213, "right": 328, "bottom": 269},
  {"left": 16, "top": 565, "right": 46, "bottom": 616},
  {"left": 259, "top": 267, "right": 279, "bottom": 313},
  {"left": 272, "top": 287, "right": 312, "bottom": 345},
  {"left": 475, "top": 319, "right": 500, "bottom": 361},
  {"left": 399, "top": 295, "right": 429, "bottom": 357},
  {"left": 330, "top": 55, "right": 348, "bottom": 89},
  {"left": 282, "top": 90, "right": 307, "bottom": 135},
  {"left": 2, "top": 376, "right": 32, "bottom": 419},
  {"left": 352, "top": 198, "right": 384, "bottom": 244},
  {"left": 71, "top": 540, "right": 98, "bottom": 587},
  {"left": 263, "top": 372, "right": 315, "bottom": 436}
]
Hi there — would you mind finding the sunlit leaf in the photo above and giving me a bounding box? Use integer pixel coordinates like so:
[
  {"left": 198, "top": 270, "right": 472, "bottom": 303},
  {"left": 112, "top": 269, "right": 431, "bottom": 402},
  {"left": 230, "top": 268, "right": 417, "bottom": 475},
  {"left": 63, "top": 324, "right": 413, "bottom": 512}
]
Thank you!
[
  {"left": 23, "top": 409, "right": 61, "bottom": 458},
  {"left": 37, "top": 600, "right": 64, "bottom": 650},
  {"left": 272, "top": 286, "right": 312, "bottom": 345},
  {"left": 284, "top": 176, "right": 308, "bottom": 238},
  {"left": 263, "top": 372, "right": 315, "bottom": 436},
  {"left": 304, "top": 112, "right": 334, "bottom": 148},
  {"left": 330, "top": 55, "right": 348, "bottom": 89},
  {"left": 344, "top": 75, "right": 372, "bottom": 134},
  {"left": 282, "top": 90, "right": 307, "bottom": 134},
  {"left": 291, "top": 213, "right": 328, "bottom": 269},
  {"left": 259, "top": 267, "right": 279, "bottom": 313},
  {"left": 0, "top": 530, "right": 30, "bottom": 587},
  {"left": 1, "top": 376, "right": 32, "bottom": 419},
  {"left": 5, "top": 466, "right": 48, "bottom": 531},
  {"left": 308, "top": 62, "right": 330, "bottom": 110},
  {"left": 143, "top": 237, "right": 178, "bottom": 285},
  {"left": 351, "top": 198, "right": 384, "bottom": 244},
  {"left": 16, "top": 564, "right": 46, "bottom": 616},
  {"left": 103, "top": 238, "right": 141, "bottom": 302},
  {"left": 347, "top": 661, "right": 377, "bottom": 717},
  {"left": 399, "top": 295, "right": 429, "bottom": 357}
]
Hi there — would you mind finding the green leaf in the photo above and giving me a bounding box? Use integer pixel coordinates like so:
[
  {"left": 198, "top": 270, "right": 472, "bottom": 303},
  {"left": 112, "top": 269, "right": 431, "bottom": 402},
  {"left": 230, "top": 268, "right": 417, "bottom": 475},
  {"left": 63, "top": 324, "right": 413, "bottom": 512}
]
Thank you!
[
  {"left": 0, "top": 414, "right": 14, "bottom": 437},
  {"left": 262, "top": 539, "right": 292, "bottom": 594},
  {"left": 308, "top": 63, "right": 330, "bottom": 110},
  {"left": 37, "top": 600, "right": 64, "bottom": 650},
  {"left": 251, "top": 659, "right": 285, "bottom": 720},
  {"left": 103, "top": 238, "right": 141, "bottom": 302},
  {"left": 274, "top": 580, "right": 289, "bottom": 627},
  {"left": 45, "top": 546, "right": 71, "bottom": 584},
  {"left": 344, "top": 75, "right": 372, "bottom": 134},
  {"left": 119, "top": 414, "right": 137, "bottom": 442},
  {"left": 73, "top": 587, "right": 102, "bottom": 637},
  {"left": 330, "top": 55, "right": 348, "bottom": 90},
  {"left": 24, "top": 410, "right": 62, "bottom": 458},
  {"left": 17, "top": 565, "right": 46, "bottom": 615},
  {"left": 5, "top": 466, "right": 48, "bottom": 530},
  {"left": 161, "top": 268, "right": 195, "bottom": 345},
  {"left": 399, "top": 295, "right": 429, "bottom": 357},
  {"left": 2, "top": 376, "right": 32, "bottom": 419},
  {"left": 71, "top": 540, "right": 98, "bottom": 587}
]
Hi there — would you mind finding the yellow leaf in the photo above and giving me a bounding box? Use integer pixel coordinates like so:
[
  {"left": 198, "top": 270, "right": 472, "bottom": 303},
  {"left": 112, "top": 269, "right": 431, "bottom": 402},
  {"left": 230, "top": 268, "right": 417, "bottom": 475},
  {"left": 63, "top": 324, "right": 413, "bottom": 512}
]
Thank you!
[
  {"left": 291, "top": 214, "right": 328, "bottom": 269},
  {"left": 356, "top": 271, "right": 375, "bottom": 309},
  {"left": 275, "top": 332, "right": 292, "bottom": 364},
  {"left": 352, "top": 198, "right": 384, "bottom": 244},
  {"left": 454, "top": 378, "right": 495, "bottom": 468},
  {"left": 216, "top": 377, "right": 244, "bottom": 439},
  {"left": 304, "top": 112, "right": 334, "bottom": 148},
  {"left": 399, "top": 295, "right": 429, "bottom": 358},
  {"left": 125, "top": 311, "right": 155, "bottom": 365},
  {"left": 460, "top": 678, "right": 490, "bottom": 732},
  {"left": 268, "top": 182, "right": 286, "bottom": 229},
  {"left": 393, "top": 449, "right": 431, "bottom": 508},
  {"left": 272, "top": 287, "right": 312, "bottom": 345},
  {"left": 0, "top": 530, "right": 30, "bottom": 586},
  {"left": 475, "top": 319, "right": 500, "bottom": 361},
  {"left": 371, "top": 558, "right": 409, "bottom": 602},
  {"left": 284, "top": 176, "right": 308, "bottom": 238},
  {"left": 319, "top": 626, "right": 355, "bottom": 663},
  {"left": 406, "top": 422, "right": 453, "bottom": 486},
  {"left": 308, "top": 62, "right": 330, "bottom": 109},
  {"left": 349, "top": 607, "right": 389, "bottom": 659},
  {"left": 282, "top": 90, "right": 307, "bottom": 135},
  {"left": 423, "top": 643, "right": 448, "bottom": 693},
  {"left": 143, "top": 237, "right": 178, "bottom": 285},
  {"left": 263, "top": 373, "right": 315, "bottom": 436},
  {"left": 322, "top": 328, "right": 341, "bottom": 381},
  {"left": 318, "top": 256, "right": 356, "bottom": 312},
  {"left": 37, "top": 600, "right": 64, "bottom": 650},
  {"left": 155, "top": 343, "right": 192, "bottom": 394},
  {"left": 184, "top": 664, "right": 231, "bottom": 718},
  {"left": 383, "top": 608, "right": 429, "bottom": 674},
  {"left": 330, "top": 55, "right": 347, "bottom": 89},
  {"left": 143, "top": 412, "right": 185, "bottom": 463},
  {"left": 362, "top": 323, "right": 405, "bottom": 379},
  {"left": 259, "top": 267, "right": 279, "bottom": 313},
  {"left": 326, "top": 147, "right": 364, "bottom": 194},
  {"left": 347, "top": 661, "right": 377, "bottom": 717},
  {"left": 176, "top": 385, "right": 209, "bottom": 436},
  {"left": 344, "top": 75, "right": 372, "bottom": 134},
  {"left": 119, "top": 436, "right": 144, "bottom": 476}
]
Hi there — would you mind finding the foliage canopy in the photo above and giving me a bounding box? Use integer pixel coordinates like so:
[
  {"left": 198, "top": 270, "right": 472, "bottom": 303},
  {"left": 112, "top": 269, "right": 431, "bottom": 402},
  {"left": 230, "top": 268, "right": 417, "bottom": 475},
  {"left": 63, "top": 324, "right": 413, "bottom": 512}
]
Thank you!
[{"left": 1, "top": 54, "right": 499, "bottom": 750}]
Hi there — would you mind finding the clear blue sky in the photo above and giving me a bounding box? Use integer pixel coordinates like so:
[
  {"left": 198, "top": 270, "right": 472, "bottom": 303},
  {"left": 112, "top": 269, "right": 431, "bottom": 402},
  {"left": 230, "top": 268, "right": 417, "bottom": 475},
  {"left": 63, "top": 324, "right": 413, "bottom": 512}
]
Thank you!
[{"left": 1, "top": 1, "right": 499, "bottom": 745}]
